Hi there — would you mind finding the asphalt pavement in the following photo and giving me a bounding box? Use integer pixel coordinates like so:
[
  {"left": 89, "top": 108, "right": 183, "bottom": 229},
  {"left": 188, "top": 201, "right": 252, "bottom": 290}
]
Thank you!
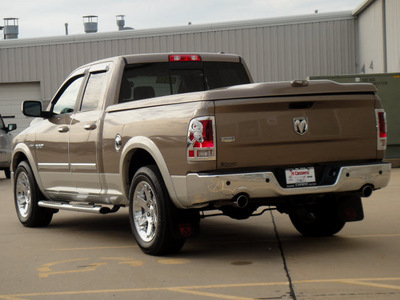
[{"left": 0, "top": 169, "right": 399, "bottom": 299}]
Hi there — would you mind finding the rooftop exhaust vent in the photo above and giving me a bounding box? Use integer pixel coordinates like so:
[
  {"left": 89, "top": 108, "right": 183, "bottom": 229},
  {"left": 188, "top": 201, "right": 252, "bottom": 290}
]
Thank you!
[
  {"left": 116, "top": 15, "right": 133, "bottom": 31},
  {"left": 3, "top": 18, "right": 19, "bottom": 39},
  {"left": 83, "top": 15, "right": 98, "bottom": 33}
]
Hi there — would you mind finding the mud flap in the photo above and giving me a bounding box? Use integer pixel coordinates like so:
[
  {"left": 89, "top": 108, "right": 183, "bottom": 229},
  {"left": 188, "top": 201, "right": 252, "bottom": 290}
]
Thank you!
[
  {"left": 170, "top": 208, "right": 200, "bottom": 239},
  {"left": 336, "top": 195, "right": 364, "bottom": 222}
]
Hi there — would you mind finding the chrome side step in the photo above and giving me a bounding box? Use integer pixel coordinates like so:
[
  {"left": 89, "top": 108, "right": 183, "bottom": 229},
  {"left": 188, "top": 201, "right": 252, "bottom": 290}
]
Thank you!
[{"left": 38, "top": 201, "right": 120, "bottom": 214}]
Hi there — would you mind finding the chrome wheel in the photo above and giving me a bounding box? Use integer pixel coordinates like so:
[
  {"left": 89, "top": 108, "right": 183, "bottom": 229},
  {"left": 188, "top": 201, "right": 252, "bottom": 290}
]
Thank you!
[
  {"left": 16, "top": 171, "right": 32, "bottom": 218},
  {"left": 133, "top": 181, "right": 158, "bottom": 243},
  {"left": 14, "top": 161, "right": 54, "bottom": 227},
  {"left": 129, "top": 165, "right": 185, "bottom": 255}
]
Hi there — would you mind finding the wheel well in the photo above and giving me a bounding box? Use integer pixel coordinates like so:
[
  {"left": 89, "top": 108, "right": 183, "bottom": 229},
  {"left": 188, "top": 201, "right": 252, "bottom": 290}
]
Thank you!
[
  {"left": 12, "top": 152, "right": 28, "bottom": 172},
  {"left": 125, "top": 149, "right": 157, "bottom": 190}
]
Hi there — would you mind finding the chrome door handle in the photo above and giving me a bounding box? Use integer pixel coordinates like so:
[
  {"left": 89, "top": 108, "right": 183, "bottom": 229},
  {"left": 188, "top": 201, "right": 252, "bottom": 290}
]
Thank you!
[
  {"left": 58, "top": 126, "right": 69, "bottom": 133},
  {"left": 84, "top": 123, "right": 97, "bottom": 130}
]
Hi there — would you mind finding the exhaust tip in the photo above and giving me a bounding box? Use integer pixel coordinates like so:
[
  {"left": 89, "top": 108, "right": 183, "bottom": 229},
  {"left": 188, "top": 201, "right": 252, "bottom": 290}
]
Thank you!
[
  {"left": 233, "top": 194, "right": 249, "bottom": 208},
  {"left": 361, "top": 185, "right": 373, "bottom": 198}
]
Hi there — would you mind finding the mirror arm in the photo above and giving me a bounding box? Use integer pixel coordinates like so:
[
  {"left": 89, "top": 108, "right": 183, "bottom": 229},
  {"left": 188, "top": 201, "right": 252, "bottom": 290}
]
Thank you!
[{"left": 40, "top": 111, "right": 54, "bottom": 118}]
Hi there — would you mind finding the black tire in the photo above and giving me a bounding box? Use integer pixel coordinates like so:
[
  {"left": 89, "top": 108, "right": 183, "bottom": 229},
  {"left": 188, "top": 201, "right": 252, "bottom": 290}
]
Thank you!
[
  {"left": 129, "top": 165, "right": 185, "bottom": 255},
  {"left": 289, "top": 201, "right": 346, "bottom": 237},
  {"left": 14, "top": 161, "right": 54, "bottom": 227},
  {"left": 4, "top": 168, "right": 11, "bottom": 179}
]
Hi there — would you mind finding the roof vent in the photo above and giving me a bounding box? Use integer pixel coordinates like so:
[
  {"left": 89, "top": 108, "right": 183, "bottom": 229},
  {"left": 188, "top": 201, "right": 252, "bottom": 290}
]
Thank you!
[
  {"left": 116, "top": 15, "right": 125, "bottom": 31},
  {"left": 83, "top": 15, "right": 98, "bottom": 33},
  {"left": 116, "top": 15, "right": 133, "bottom": 31},
  {"left": 3, "top": 18, "right": 19, "bottom": 39}
]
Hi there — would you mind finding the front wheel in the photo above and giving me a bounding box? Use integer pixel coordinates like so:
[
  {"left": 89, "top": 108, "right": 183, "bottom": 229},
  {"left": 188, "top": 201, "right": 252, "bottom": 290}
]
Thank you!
[
  {"left": 129, "top": 165, "right": 185, "bottom": 255},
  {"left": 289, "top": 200, "right": 345, "bottom": 237},
  {"left": 14, "top": 161, "right": 54, "bottom": 227}
]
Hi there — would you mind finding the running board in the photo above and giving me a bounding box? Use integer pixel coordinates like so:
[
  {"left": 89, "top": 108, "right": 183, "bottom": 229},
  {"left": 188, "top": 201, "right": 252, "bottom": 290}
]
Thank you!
[{"left": 38, "top": 201, "right": 120, "bottom": 214}]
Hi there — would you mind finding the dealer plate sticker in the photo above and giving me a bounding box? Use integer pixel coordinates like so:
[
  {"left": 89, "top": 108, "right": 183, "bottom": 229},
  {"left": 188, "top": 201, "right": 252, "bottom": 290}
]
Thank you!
[{"left": 285, "top": 167, "right": 316, "bottom": 187}]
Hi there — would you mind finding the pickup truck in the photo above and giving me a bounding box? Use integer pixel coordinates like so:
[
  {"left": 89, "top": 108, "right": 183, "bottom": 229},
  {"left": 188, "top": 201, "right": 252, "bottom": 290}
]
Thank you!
[
  {"left": 12, "top": 53, "right": 391, "bottom": 255},
  {"left": 0, "top": 115, "right": 17, "bottom": 178}
]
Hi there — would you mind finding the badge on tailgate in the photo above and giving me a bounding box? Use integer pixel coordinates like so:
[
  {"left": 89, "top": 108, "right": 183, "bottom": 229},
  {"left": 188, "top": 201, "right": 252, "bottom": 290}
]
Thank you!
[{"left": 285, "top": 167, "right": 316, "bottom": 188}]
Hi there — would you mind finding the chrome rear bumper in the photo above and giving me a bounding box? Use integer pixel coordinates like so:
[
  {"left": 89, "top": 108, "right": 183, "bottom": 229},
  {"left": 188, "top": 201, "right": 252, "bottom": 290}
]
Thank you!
[{"left": 176, "top": 163, "right": 391, "bottom": 208}]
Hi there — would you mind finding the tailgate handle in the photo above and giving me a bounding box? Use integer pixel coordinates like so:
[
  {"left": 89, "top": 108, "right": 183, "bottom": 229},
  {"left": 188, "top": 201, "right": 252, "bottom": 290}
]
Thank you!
[{"left": 289, "top": 102, "right": 314, "bottom": 109}]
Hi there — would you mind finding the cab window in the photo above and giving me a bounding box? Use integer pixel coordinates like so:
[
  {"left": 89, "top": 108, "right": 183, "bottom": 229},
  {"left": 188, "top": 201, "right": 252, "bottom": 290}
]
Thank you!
[
  {"left": 80, "top": 72, "right": 107, "bottom": 111},
  {"left": 52, "top": 76, "right": 84, "bottom": 115},
  {"left": 118, "top": 61, "right": 250, "bottom": 103}
]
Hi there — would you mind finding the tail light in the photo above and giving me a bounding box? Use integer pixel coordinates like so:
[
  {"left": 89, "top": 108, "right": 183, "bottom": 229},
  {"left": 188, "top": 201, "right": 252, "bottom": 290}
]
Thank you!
[
  {"left": 375, "top": 109, "right": 387, "bottom": 150},
  {"left": 187, "top": 116, "right": 216, "bottom": 161}
]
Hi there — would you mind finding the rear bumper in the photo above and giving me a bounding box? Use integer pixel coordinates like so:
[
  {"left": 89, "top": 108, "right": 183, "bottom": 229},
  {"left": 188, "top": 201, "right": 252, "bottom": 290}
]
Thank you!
[{"left": 175, "top": 163, "right": 391, "bottom": 208}]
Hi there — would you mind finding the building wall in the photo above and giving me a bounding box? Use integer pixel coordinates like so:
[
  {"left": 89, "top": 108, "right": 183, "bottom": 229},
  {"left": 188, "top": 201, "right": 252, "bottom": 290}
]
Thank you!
[
  {"left": 386, "top": 0, "right": 400, "bottom": 72},
  {"left": 0, "top": 12, "right": 357, "bottom": 102},
  {"left": 356, "top": 0, "right": 386, "bottom": 73}
]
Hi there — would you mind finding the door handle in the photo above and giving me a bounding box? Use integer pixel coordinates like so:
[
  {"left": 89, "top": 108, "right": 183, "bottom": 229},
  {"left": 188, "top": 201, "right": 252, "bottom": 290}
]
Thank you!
[
  {"left": 84, "top": 123, "right": 97, "bottom": 130},
  {"left": 58, "top": 126, "right": 69, "bottom": 133}
]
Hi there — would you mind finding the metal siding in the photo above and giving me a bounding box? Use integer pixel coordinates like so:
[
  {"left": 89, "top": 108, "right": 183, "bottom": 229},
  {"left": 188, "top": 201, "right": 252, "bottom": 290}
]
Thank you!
[
  {"left": 357, "top": 0, "right": 385, "bottom": 73},
  {"left": 386, "top": 0, "right": 400, "bottom": 72},
  {"left": 0, "top": 14, "right": 357, "bottom": 101}
]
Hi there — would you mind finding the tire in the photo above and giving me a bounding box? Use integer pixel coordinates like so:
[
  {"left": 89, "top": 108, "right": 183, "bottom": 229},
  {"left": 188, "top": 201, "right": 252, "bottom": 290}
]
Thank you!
[
  {"left": 129, "top": 165, "right": 185, "bottom": 255},
  {"left": 289, "top": 200, "right": 346, "bottom": 237},
  {"left": 14, "top": 161, "right": 54, "bottom": 227},
  {"left": 4, "top": 168, "right": 11, "bottom": 179}
]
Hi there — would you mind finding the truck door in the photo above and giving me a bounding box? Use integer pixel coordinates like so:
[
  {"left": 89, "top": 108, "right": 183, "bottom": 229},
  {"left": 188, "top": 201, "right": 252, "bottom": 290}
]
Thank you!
[
  {"left": 68, "top": 64, "right": 110, "bottom": 197},
  {"left": 35, "top": 74, "right": 85, "bottom": 197}
]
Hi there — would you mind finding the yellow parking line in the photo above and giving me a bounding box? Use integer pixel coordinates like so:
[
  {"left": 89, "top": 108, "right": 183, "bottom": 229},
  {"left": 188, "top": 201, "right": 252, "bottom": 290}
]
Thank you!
[
  {"left": 158, "top": 259, "right": 191, "bottom": 265},
  {"left": 347, "top": 233, "right": 400, "bottom": 238},
  {"left": 336, "top": 280, "right": 400, "bottom": 290},
  {"left": 52, "top": 245, "right": 137, "bottom": 251},
  {"left": 1, "top": 277, "right": 399, "bottom": 299},
  {"left": 168, "top": 287, "right": 254, "bottom": 300},
  {"left": 39, "top": 263, "right": 108, "bottom": 279}
]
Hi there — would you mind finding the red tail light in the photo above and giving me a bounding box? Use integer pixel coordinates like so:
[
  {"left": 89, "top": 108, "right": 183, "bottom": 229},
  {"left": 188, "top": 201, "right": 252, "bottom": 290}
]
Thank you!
[
  {"left": 187, "top": 117, "right": 216, "bottom": 161},
  {"left": 169, "top": 54, "right": 201, "bottom": 62},
  {"left": 375, "top": 109, "right": 387, "bottom": 150}
]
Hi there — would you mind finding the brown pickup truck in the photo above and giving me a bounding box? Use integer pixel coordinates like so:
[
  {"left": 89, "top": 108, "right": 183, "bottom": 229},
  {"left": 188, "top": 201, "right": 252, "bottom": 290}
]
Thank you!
[{"left": 12, "top": 53, "right": 391, "bottom": 255}]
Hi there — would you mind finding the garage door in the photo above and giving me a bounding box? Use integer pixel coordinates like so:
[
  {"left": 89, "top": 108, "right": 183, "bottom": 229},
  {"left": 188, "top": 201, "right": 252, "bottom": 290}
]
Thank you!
[{"left": 0, "top": 82, "right": 41, "bottom": 135}]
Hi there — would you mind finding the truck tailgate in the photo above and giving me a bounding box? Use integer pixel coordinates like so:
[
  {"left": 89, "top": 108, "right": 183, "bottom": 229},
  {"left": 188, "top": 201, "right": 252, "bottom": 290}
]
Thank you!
[{"left": 214, "top": 85, "right": 378, "bottom": 170}]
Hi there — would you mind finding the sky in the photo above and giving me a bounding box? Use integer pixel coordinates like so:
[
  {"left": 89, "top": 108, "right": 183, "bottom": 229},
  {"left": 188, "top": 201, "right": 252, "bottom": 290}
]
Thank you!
[{"left": 1, "top": 0, "right": 364, "bottom": 39}]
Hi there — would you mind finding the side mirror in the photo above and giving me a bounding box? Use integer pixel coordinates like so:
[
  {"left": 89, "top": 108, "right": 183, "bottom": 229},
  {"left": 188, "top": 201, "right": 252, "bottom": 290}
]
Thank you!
[
  {"left": 6, "top": 123, "right": 17, "bottom": 133},
  {"left": 22, "top": 101, "right": 53, "bottom": 118},
  {"left": 22, "top": 101, "right": 43, "bottom": 117}
]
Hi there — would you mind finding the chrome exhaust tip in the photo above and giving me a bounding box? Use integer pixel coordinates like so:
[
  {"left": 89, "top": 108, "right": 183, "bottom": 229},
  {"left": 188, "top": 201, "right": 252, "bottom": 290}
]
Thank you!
[
  {"left": 361, "top": 185, "right": 373, "bottom": 198},
  {"left": 233, "top": 194, "right": 249, "bottom": 208}
]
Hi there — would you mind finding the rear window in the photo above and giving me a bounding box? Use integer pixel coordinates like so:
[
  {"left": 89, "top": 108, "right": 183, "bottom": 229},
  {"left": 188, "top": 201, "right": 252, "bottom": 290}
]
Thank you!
[{"left": 118, "top": 62, "right": 250, "bottom": 103}]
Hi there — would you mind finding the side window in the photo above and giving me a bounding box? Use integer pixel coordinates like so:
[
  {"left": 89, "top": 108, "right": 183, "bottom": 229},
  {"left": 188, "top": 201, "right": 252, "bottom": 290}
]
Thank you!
[
  {"left": 80, "top": 72, "right": 107, "bottom": 111},
  {"left": 53, "top": 76, "right": 84, "bottom": 115}
]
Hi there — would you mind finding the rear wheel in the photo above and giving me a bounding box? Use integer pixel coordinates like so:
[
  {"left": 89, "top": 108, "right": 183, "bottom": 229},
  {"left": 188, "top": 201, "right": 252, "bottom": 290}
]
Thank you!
[
  {"left": 14, "top": 161, "right": 54, "bottom": 227},
  {"left": 289, "top": 200, "right": 345, "bottom": 237},
  {"left": 129, "top": 165, "right": 185, "bottom": 255}
]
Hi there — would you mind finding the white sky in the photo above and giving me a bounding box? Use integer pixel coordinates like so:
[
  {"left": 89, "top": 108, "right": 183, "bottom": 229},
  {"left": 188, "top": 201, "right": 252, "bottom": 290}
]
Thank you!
[{"left": 1, "top": 0, "right": 364, "bottom": 39}]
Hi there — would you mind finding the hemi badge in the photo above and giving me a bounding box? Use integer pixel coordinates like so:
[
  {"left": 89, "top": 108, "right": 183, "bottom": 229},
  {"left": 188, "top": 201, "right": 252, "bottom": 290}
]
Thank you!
[{"left": 221, "top": 136, "right": 236, "bottom": 143}]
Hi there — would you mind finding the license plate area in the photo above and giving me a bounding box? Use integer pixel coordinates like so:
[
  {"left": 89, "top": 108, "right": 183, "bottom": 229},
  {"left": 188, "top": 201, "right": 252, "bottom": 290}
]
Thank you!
[{"left": 285, "top": 167, "right": 316, "bottom": 188}]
